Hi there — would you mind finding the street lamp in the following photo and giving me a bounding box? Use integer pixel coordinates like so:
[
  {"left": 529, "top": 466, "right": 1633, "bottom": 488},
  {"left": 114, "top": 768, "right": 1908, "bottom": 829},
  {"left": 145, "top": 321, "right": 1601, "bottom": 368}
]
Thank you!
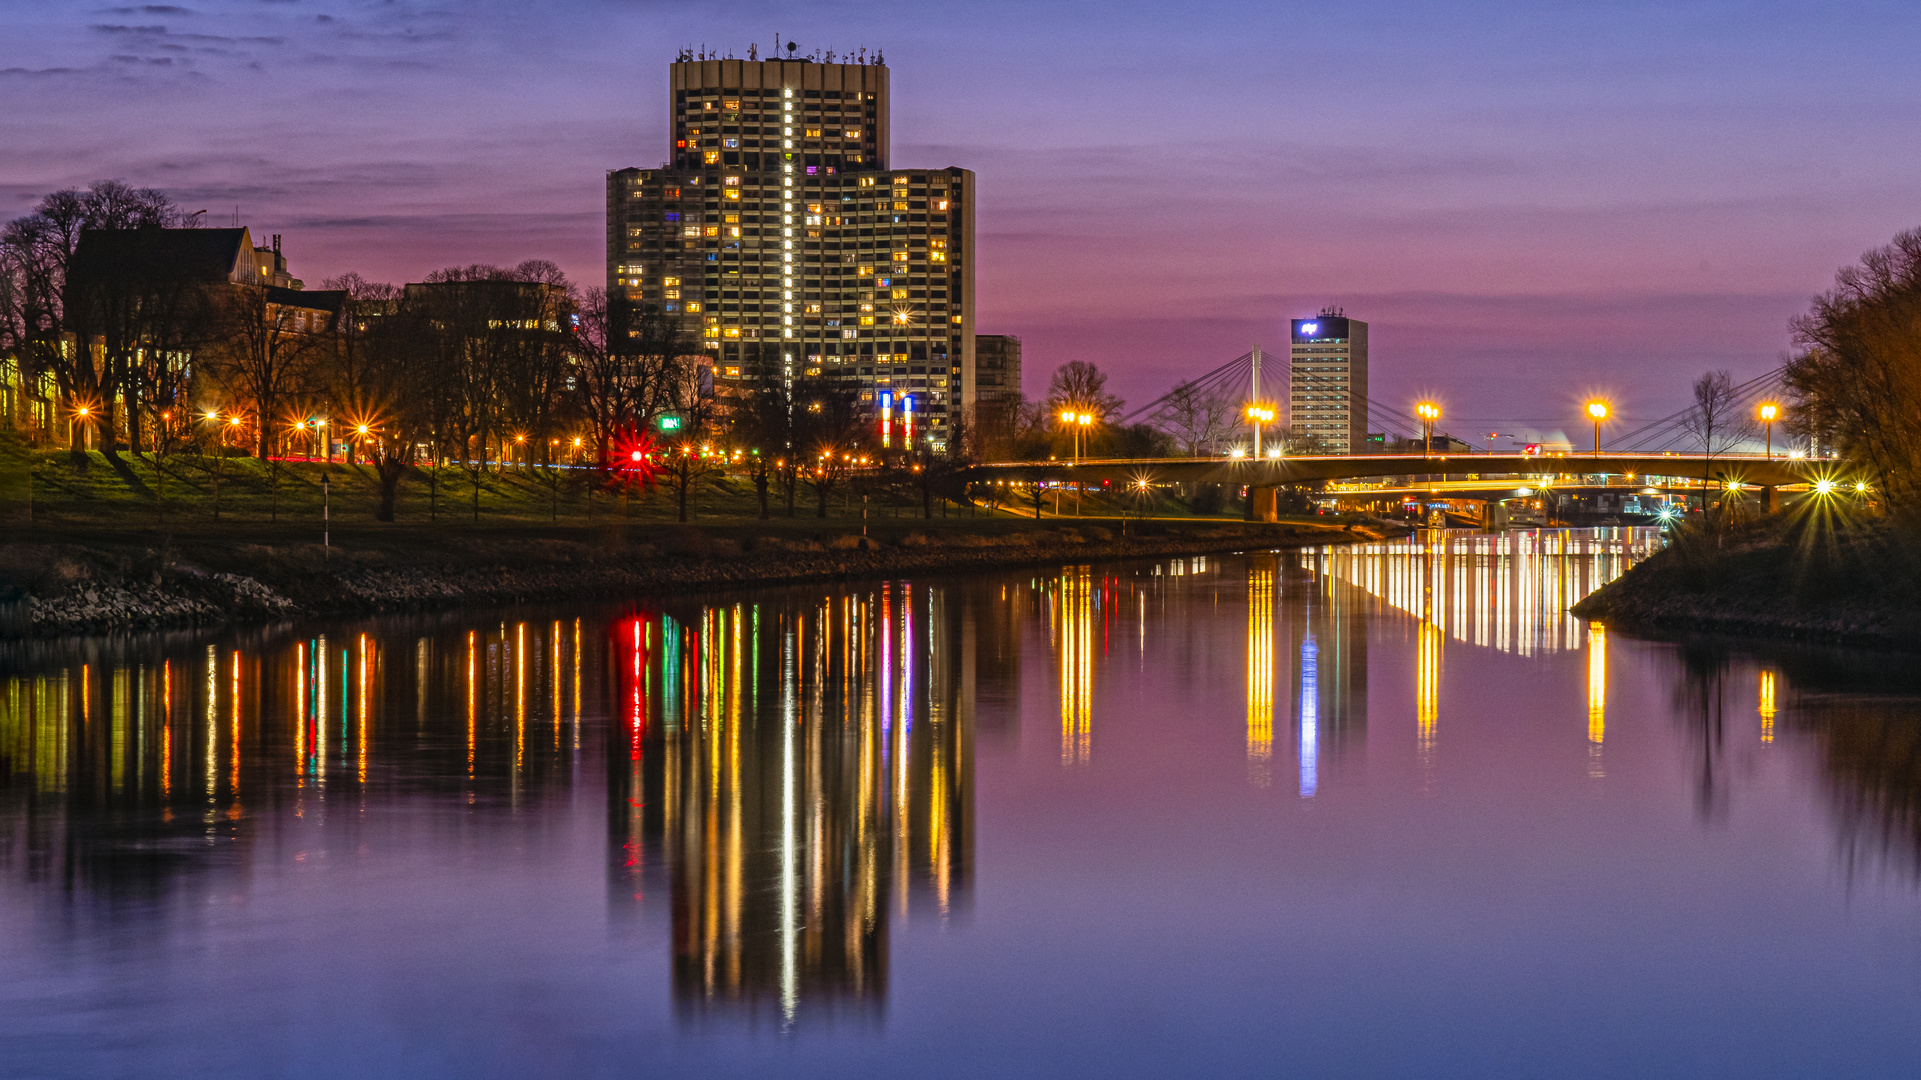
[
  {"left": 1060, "top": 409, "right": 1093, "bottom": 460},
  {"left": 1758, "top": 402, "right": 1778, "bottom": 459},
  {"left": 1245, "top": 404, "right": 1275, "bottom": 458},
  {"left": 1586, "top": 401, "right": 1609, "bottom": 458},
  {"left": 1414, "top": 402, "right": 1441, "bottom": 458}
]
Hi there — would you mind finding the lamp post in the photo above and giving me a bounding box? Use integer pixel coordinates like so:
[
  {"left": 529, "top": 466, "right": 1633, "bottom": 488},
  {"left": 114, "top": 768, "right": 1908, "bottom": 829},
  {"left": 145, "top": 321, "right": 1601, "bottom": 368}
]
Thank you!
[
  {"left": 1245, "top": 404, "right": 1275, "bottom": 458},
  {"left": 1758, "top": 402, "right": 1778, "bottom": 459},
  {"left": 1586, "top": 401, "right": 1608, "bottom": 458},
  {"left": 1415, "top": 402, "right": 1440, "bottom": 459}
]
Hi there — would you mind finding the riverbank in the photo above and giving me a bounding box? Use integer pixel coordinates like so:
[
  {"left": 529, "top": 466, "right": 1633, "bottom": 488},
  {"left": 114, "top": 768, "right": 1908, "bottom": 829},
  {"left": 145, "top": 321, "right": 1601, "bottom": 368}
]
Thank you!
[
  {"left": 1571, "top": 512, "right": 1921, "bottom": 648},
  {"left": 0, "top": 517, "right": 1397, "bottom": 638}
]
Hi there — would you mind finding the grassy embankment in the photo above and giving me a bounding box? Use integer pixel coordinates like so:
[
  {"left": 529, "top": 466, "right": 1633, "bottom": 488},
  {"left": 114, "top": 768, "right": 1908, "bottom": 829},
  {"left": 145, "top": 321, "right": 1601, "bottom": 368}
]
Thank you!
[
  {"left": 1573, "top": 506, "right": 1921, "bottom": 647},
  {"left": 1, "top": 449, "right": 1375, "bottom": 636}
]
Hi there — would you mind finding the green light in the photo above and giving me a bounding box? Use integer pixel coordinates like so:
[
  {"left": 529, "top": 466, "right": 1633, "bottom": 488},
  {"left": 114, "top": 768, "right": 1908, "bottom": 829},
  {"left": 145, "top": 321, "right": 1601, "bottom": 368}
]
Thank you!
[{"left": 655, "top": 413, "right": 684, "bottom": 433}]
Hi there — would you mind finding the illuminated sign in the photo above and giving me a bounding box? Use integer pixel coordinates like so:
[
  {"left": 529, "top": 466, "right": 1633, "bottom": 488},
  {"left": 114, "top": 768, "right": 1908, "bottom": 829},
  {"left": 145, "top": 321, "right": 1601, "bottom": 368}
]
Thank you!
[
  {"left": 879, "top": 391, "right": 893, "bottom": 448},
  {"left": 902, "top": 393, "right": 914, "bottom": 444},
  {"left": 654, "top": 413, "right": 684, "bottom": 433},
  {"left": 1301, "top": 321, "right": 1319, "bottom": 335}
]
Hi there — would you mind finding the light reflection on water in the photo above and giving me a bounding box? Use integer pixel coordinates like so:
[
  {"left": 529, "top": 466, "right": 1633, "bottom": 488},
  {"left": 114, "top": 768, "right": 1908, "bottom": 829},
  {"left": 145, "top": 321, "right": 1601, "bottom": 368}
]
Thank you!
[{"left": 2, "top": 527, "right": 1921, "bottom": 1076}]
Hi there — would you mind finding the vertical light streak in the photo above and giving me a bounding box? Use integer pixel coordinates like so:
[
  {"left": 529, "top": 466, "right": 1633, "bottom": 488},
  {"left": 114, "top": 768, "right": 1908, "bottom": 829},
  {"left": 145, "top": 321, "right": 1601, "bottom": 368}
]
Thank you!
[
  {"left": 1059, "top": 569, "right": 1093, "bottom": 765},
  {"left": 295, "top": 642, "right": 307, "bottom": 778},
  {"left": 316, "top": 635, "right": 328, "bottom": 787},
  {"left": 358, "top": 634, "right": 370, "bottom": 786},
  {"left": 552, "top": 620, "right": 563, "bottom": 751},
  {"left": 1299, "top": 632, "right": 1319, "bottom": 798},
  {"left": 1587, "top": 623, "right": 1607, "bottom": 780},
  {"left": 1247, "top": 568, "right": 1274, "bottom": 768},
  {"left": 780, "top": 623, "right": 799, "bottom": 1027},
  {"left": 1417, "top": 619, "right": 1441, "bottom": 768},
  {"left": 160, "top": 660, "right": 172, "bottom": 800},
  {"left": 466, "top": 630, "right": 477, "bottom": 776},
  {"left": 205, "top": 646, "right": 218, "bottom": 800},
  {"left": 572, "top": 618, "right": 582, "bottom": 751},
  {"left": 230, "top": 650, "right": 241, "bottom": 801},
  {"left": 1759, "top": 669, "right": 1777, "bottom": 744},
  {"left": 515, "top": 622, "right": 527, "bottom": 779}
]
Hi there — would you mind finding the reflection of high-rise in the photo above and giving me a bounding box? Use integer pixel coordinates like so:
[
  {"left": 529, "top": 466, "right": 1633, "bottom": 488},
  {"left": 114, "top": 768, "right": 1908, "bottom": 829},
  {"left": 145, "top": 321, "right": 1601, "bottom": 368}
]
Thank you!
[
  {"left": 612, "top": 582, "right": 974, "bottom": 1024},
  {"left": 1057, "top": 568, "right": 1094, "bottom": 766},
  {"left": 1285, "top": 560, "right": 1370, "bottom": 794}
]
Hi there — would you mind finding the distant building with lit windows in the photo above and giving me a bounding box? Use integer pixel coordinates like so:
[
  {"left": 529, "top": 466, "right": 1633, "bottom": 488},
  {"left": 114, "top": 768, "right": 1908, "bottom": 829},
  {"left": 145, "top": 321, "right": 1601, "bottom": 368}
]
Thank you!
[
  {"left": 606, "top": 51, "right": 977, "bottom": 450},
  {"left": 1288, "top": 312, "right": 1368, "bottom": 454}
]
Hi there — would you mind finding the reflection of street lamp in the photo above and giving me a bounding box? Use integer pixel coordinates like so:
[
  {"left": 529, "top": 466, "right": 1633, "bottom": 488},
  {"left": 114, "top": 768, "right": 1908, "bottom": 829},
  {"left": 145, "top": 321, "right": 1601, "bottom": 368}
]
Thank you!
[
  {"left": 1245, "top": 404, "right": 1275, "bottom": 458},
  {"left": 1586, "top": 401, "right": 1608, "bottom": 458},
  {"left": 1414, "top": 402, "right": 1441, "bottom": 458},
  {"left": 1758, "top": 402, "right": 1778, "bottom": 459}
]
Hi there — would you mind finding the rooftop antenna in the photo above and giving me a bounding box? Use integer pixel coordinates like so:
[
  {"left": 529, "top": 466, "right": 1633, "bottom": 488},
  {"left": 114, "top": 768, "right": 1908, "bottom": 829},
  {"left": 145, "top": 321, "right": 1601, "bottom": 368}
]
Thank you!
[{"left": 787, "top": 40, "right": 798, "bottom": 56}]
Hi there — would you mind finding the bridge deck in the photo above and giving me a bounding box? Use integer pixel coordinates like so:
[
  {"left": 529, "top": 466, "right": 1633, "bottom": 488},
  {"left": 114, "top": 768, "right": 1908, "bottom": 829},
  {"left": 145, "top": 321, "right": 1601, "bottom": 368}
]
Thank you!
[{"left": 969, "top": 452, "right": 1819, "bottom": 489}]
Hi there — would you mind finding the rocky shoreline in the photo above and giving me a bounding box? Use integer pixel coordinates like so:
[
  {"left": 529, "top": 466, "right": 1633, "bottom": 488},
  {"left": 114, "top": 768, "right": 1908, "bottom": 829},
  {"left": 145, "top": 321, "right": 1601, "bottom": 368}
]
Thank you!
[
  {"left": 1571, "top": 517, "right": 1921, "bottom": 650},
  {"left": 0, "top": 520, "right": 1389, "bottom": 639}
]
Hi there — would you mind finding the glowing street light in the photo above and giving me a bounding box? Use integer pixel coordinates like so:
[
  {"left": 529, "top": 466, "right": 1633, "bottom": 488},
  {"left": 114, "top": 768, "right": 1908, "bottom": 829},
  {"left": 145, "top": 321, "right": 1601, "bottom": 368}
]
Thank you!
[
  {"left": 1414, "top": 402, "right": 1441, "bottom": 458},
  {"left": 1245, "top": 403, "right": 1275, "bottom": 458},
  {"left": 1758, "top": 402, "right": 1778, "bottom": 459},
  {"left": 1586, "top": 400, "right": 1609, "bottom": 458}
]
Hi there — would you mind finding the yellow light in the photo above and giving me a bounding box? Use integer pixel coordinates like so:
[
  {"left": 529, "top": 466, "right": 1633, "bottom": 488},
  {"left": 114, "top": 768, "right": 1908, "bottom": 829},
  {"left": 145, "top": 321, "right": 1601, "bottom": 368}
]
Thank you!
[
  {"left": 75, "top": 406, "right": 89, "bottom": 418},
  {"left": 1855, "top": 481, "right": 1868, "bottom": 492},
  {"left": 1587, "top": 401, "right": 1609, "bottom": 420},
  {"left": 1060, "top": 409, "right": 1076, "bottom": 424},
  {"left": 1814, "top": 479, "right": 1835, "bottom": 494},
  {"left": 1759, "top": 403, "right": 1778, "bottom": 422},
  {"left": 572, "top": 438, "right": 582, "bottom": 447},
  {"left": 515, "top": 434, "right": 526, "bottom": 444},
  {"left": 230, "top": 417, "right": 242, "bottom": 427},
  {"left": 293, "top": 420, "right": 306, "bottom": 430},
  {"left": 1078, "top": 413, "right": 1092, "bottom": 426},
  {"left": 357, "top": 425, "right": 369, "bottom": 435},
  {"left": 1415, "top": 402, "right": 1440, "bottom": 421}
]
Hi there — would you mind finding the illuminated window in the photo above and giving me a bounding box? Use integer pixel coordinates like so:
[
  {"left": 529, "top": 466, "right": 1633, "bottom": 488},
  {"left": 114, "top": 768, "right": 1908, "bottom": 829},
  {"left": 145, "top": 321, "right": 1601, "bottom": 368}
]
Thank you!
[
  {"left": 857, "top": 265, "right": 873, "bottom": 276},
  {"left": 723, "top": 138, "right": 739, "bottom": 148},
  {"left": 858, "top": 177, "right": 875, "bottom": 187},
  {"left": 682, "top": 226, "right": 699, "bottom": 237},
  {"left": 931, "top": 252, "right": 947, "bottom": 262},
  {"left": 728, "top": 227, "right": 741, "bottom": 237},
  {"left": 936, "top": 200, "right": 949, "bottom": 211},
  {"left": 723, "top": 327, "right": 741, "bottom": 338},
  {"left": 891, "top": 252, "right": 909, "bottom": 262},
  {"left": 859, "top": 315, "right": 876, "bottom": 326},
  {"left": 664, "top": 289, "right": 680, "bottom": 299},
  {"left": 844, "top": 128, "right": 861, "bottom": 140},
  {"left": 704, "top": 226, "right": 720, "bottom": 237},
  {"left": 891, "top": 287, "right": 909, "bottom": 299},
  {"left": 724, "top": 366, "right": 741, "bottom": 377},
  {"left": 951, "top": 315, "right": 963, "bottom": 324},
  {"left": 804, "top": 303, "right": 821, "bottom": 314},
  {"left": 685, "top": 302, "right": 702, "bottom": 312},
  {"left": 663, "top": 276, "right": 679, "bottom": 286},
  {"left": 704, "top": 151, "right": 719, "bottom": 164},
  {"left": 724, "top": 190, "right": 740, "bottom": 200},
  {"left": 722, "top": 214, "right": 739, "bottom": 224},
  {"left": 723, "top": 99, "right": 740, "bottom": 110},
  {"left": 893, "top": 201, "right": 909, "bottom": 211},
  {"left": 704, "top": 327, "right": 720, "bottom": 338}
]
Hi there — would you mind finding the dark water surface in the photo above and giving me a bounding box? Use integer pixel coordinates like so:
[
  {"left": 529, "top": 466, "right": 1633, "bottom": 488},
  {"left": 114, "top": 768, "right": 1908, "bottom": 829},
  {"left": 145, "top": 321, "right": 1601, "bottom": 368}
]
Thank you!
[{"left": 4, "top": 528, "right": 1921, "bottom": 1078}]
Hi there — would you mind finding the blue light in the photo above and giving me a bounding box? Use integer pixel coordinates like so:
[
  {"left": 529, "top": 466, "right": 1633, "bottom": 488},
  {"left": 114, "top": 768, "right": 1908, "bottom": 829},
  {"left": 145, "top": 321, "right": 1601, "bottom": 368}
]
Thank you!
[{"left": 1301, "top": 321, "right": 1319, "bottom": 336}]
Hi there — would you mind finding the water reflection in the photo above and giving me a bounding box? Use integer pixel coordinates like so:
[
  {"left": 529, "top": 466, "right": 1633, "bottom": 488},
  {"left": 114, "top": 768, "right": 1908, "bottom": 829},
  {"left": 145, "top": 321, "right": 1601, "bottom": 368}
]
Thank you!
[
  {"left": 608, "top": 585, "right": 973, "bottom": 1024},
  {"left": 12, "top": 531, "right": 1921, "bottom": 1071}
]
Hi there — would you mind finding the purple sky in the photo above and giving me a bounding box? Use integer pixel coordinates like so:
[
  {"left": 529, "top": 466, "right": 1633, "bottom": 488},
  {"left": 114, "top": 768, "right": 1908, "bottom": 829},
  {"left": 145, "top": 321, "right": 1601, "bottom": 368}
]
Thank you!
[{"left": 5, "top": 0, "right": 1919, "bottom": 438}]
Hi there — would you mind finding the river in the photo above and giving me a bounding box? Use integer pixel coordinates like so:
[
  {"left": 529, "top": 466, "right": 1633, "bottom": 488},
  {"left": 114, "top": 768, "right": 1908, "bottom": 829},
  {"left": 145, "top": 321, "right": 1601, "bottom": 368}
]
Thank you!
[{"left": 2, "top": 527, "right": 1919, "bottom": 1078}]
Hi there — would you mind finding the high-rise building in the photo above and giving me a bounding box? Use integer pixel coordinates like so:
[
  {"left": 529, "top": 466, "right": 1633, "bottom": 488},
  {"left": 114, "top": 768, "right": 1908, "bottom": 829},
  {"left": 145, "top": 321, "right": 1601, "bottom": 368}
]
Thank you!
[
  {"left": 972, "top": 334, "right": 1021, "bottom": 406},
  {"left": 607, "top": 53, "right": 976, "bottom": 450},
  {"left": 1288, "top": 312, "right": 1368, "bottom": 454}
]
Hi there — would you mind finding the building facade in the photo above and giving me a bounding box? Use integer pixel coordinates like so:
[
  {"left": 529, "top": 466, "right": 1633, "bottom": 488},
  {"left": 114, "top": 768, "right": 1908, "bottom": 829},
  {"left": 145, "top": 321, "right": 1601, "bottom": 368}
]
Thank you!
[
  {"left": 972, "top": 334, "right": 1021, "bottom": 407},
  {"left": 607, "top": 55, "right": 976, "bottom": 450},
  {"left": 1288, "top": 313, "right": 1368, "bottom": 454}
]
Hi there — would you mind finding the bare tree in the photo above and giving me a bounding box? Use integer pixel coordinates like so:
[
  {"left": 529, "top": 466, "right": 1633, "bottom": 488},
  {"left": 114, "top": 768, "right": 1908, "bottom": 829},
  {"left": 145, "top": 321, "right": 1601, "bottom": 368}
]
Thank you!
[
  {"left": 1787, "top": 226, "right": 1921, "bottom": 505},
  {"left": 1156, "top": 377, "right": 1238, "bottom": 455},
  {"left": 1685, "top": 369, "right": 1752, "bottom": 486},
  {"left": 1045, "top": 360, "right": 1124, "bottom": 422}
]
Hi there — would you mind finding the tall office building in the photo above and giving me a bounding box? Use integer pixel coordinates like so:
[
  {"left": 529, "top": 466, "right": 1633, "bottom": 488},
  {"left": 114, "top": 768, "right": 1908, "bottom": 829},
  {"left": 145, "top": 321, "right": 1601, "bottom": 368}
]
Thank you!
[
  {"left": 607, "top": 52, "right": 976, "bottom": 449},
  {"left": 1287, "top": 312, "right": 1368, "bottom": 454}
]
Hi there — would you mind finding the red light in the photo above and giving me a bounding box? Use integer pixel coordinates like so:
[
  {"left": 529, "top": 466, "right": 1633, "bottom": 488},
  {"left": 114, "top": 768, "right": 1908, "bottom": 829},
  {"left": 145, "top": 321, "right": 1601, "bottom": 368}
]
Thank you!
[{"left": 631, "top": 450, "right": 643, "bottom": 461}]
